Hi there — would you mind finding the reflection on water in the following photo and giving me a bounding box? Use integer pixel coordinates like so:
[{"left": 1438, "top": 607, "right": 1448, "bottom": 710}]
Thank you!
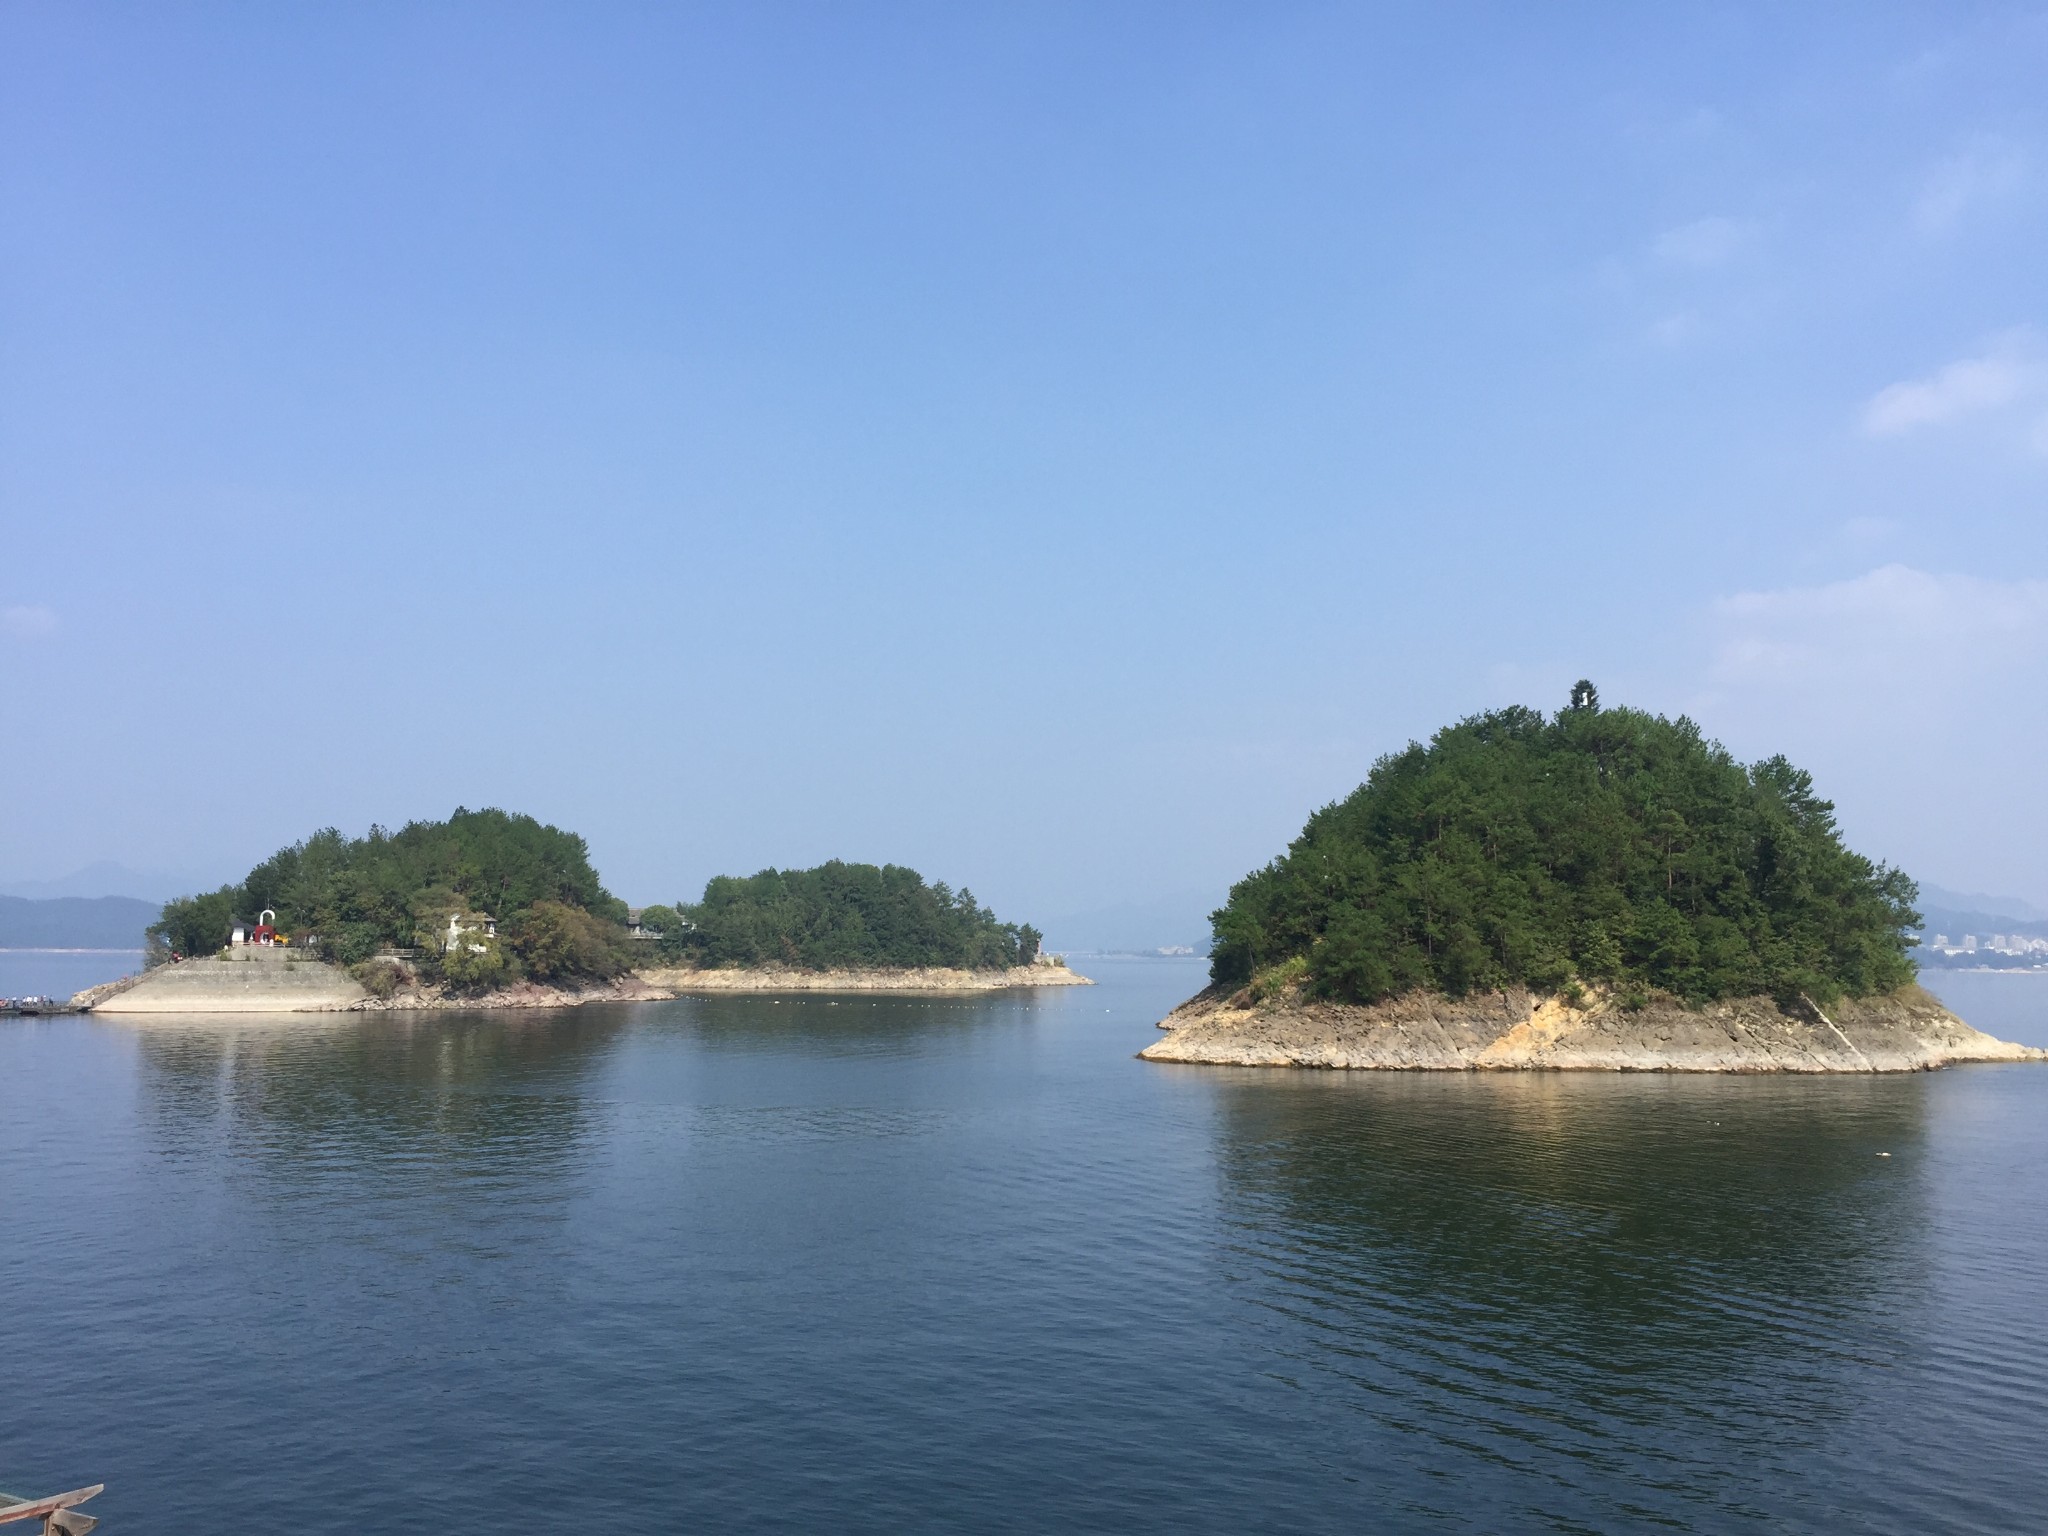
[
  {"left": 122, "top": 1009, "right": 635, "bottom": 1306},
  {"left": 649, "top": 987, "right": 1059, "bottom": 1058},
  {"left": 1206, "top": 1071, "right": 1939, "bottom": 1529},
  {"left": 7, "top": 964, "right": 2046, "bottom": 1535},
  {"left": 132, "top": 1007, "right": 632, "bottom": 1164}
]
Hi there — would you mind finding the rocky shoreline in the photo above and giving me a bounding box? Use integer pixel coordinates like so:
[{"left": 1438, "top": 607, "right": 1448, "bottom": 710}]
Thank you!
[
  {"left": 352, "top": 963, "right": 1092, "bottom": 1008},
  {"left": 1141, "top": 981, "right": 2044, "bottom": 1073},
  {"left": 345, "top": 972, "right": 677, "bottom": 1011},
  {"left": 634, "top": 963, "right": 1092, "bottom": 994},
  {"left": 74, "top": 954, "right": 1092, "bottom": 1014}
]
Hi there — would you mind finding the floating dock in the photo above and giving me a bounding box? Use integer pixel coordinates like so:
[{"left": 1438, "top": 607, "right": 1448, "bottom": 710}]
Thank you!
[{"left": 0, "top": 998, "right": 88, "bottom": 1017}]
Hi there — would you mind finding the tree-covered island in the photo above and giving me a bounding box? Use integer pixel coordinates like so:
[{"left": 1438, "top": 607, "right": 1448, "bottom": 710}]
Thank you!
[
  {"left": 1209, "top": 685, "right": 1919, "bottom": 1009},
  {"left": 149, "top": 808, "right": 636, "bottom": 992},
  {"left": 637, "top": 860, "right": 1044, "bottom": 972},
  {"left": 1139, "top": 687, "right": 2037, "bottom": 1071},
  {"left": 146, "top": 815, "right": 1052, "bottom": 1000}
]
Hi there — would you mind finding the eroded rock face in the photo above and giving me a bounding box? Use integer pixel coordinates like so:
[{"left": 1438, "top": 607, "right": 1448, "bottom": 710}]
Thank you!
[{"left": 1139, "top": 983, "right": 2044, "bottom": 1073}]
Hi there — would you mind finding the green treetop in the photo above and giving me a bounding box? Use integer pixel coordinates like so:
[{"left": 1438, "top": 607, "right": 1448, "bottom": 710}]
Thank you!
[
  {"left": 148, "top": 808, "right": 633, "bottom": 984},
  {"left": 657, "top": 860, "right": 1042, "bottom": 972},
  {"left": 1209, "top": 692, "right": 1919, "bottom": 1006}
]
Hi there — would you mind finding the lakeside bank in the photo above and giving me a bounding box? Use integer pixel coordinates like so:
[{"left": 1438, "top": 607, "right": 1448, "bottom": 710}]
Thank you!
[
  {"left": 1142, "top": 981, "right": 2045, "bottom": 1073},
  {"left": 72, "top": 950, "right": 1093, "bottom": 1014},
  {"left": 637, "top": 963, "right": 1092, "bottom": 994}
]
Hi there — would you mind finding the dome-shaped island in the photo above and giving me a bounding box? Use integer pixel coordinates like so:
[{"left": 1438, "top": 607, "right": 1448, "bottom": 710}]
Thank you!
[{"left": 1146, "top": 686, "right": 2042, "bottom": 1072}]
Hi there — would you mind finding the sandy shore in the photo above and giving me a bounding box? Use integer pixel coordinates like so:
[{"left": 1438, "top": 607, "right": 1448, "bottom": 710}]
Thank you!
[{"left": 1141, "top": 981, "right": 2044, "bottom": 1073}]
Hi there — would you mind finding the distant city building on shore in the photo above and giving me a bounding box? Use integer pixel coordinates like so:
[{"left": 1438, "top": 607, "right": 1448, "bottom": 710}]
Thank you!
[{"left": 1920, "top": 930, "right": 2048, "bottom": 963}]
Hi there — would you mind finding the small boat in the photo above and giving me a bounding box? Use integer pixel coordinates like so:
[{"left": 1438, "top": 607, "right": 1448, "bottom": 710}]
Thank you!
[{"left": 0, "top": 1483, "right": 103, "bottom": 1533}]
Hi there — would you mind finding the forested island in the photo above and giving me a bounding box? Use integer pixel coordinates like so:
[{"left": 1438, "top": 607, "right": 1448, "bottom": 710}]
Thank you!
[
  {"left": 146, "top": 809, "right": 636, "bottom": 996},
  {"left": 640, "top": 861, "right": 1042, "bottom": 971},
  {"left": 635, "top": 860, "right": 1086, "bottom": 993},
  {"left": 1146, "top": 686, "right": 2040, "bottom": 1072},
  {"left": 100, "top": 818, "right": 1081, "bottom": 1012}
]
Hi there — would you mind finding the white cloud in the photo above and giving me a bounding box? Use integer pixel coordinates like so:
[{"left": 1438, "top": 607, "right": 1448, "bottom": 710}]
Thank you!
[
  {"left": 1, "top": 605, "right": 57, "bottom": 639},
  {"left": 1711, "top": 566, "right": 2048, "bottom": 685},
  {"left": 1915, "top": 139, "right": 2025, "bottom": 234},
  {"left": 1861, "top": 343, "right": 2036, "bottom": 436},
  {"left": 1652, "top": 216, "right": 1756, "bottom": 268}
]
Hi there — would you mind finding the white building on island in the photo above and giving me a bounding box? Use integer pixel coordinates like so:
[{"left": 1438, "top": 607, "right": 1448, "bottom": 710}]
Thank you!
[{"left": 444, "top": 912, "right": 497, "bottom": 953}]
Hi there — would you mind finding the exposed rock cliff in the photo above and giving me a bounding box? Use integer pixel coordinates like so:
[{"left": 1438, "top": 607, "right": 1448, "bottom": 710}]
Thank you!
[{"left": 1141, "top": 982, "right": 2042, "bottom": 1073}]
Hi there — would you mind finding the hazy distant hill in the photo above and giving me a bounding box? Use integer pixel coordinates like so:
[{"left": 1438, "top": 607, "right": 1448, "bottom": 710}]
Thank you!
[
  {"left": 1918, "top": 884, "right": 2048, "bottom": 925},
  {"left": 1917, "top": 905, "right": 2048, "bottom": 943},
  {"left": 0, "top": 862, "right": 199, "bottom": 902},
  {"left": 0, "top": 895, "right": 159, "bottom": 949},
  {"left": 1911, "top": 885, "right": 2048, "bottom": 943}
]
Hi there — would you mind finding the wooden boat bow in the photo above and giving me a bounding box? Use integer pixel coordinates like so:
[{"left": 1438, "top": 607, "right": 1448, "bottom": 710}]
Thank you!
[{"left": 0, "top": 1484, "right": 104, "bottom": 1534}]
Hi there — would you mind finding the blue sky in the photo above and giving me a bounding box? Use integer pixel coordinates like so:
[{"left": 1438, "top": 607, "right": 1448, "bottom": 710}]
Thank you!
[{"left": 5, "top": 3, "right": 2047, "bottom": 938}]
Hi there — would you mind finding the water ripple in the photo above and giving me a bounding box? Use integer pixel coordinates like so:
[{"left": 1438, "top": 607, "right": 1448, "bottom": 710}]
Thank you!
[{"left": 1, "top": 967, "right": 2044, "bottom": 1531}]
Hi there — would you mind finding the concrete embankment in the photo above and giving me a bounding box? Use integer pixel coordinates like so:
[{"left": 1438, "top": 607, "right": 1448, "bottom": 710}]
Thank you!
[
  {"left": 635, "top": 963, "right": 1093, "bottom": 993},
  {"left": 1141, "top": 982, "right": 2043, "bottom": 1073},
  {"left": 90, "top": 949, "right": 368, "bottom": 1014}
]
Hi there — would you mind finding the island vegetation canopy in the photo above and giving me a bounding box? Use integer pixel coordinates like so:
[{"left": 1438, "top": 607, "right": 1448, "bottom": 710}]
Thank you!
[
  {"left": 640, "top": 860, "right": 1042, "bottom": 972},
  {"left": 148, "top": 808, "right": 634, "bottom": 986},
  {"left": 1209, "top": 686, "right": 1919, "bottom": 1006}
]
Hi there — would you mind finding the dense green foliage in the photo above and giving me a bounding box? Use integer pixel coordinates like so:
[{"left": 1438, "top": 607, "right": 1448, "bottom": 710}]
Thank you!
[
  {"left": 505, "top": 900, "right": 636, "bottom": 982},
  {"left": 148, "top": 808, "right": 631, "bottom": 986},
  {"left": 1210, "top": 691, "right": 1919, "bottom": 1006},
  {"left": 659, "top": 860, "right": 1042, "bottom": 971}
]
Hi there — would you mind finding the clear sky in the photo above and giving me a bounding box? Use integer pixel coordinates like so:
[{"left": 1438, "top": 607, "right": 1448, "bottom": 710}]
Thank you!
[{"left": 5, "top": 3, "right": 2047, "bottom": 937}]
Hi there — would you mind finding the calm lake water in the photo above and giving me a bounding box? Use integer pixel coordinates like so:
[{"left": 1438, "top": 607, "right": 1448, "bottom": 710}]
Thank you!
[
  {"left": 0, "top": 948, "right": 144, "bottom": 999},
  {"left": 6, "top": 957, "right": 2048, "bottom": 1531}
]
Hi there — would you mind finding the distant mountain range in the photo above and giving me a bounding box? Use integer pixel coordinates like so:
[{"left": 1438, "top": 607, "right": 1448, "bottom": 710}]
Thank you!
[
  {"left": 1917, "top": 907, "right": 2048, "bottom": 943},
  {"left": 0, "top": 895, "right": 159, "bottom": 950},
  {"left": 1915, "top": 884, "right": 2048, "bottom": 943},
  {"left": 1918, "top": 884, "right": 2047, "bottom": 923},
  {"left": 0, "top": 862, "right": 204, "bottom": 903}
]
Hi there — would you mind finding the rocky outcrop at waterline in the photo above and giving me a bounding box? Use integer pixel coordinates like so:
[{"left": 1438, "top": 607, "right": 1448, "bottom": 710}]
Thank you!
[
  {"left": 345, "top": 972, "right": 675, "bottom": 1010},
  {"left": 1140, "top": 981, "right": 2044, "bottom": 1073},
  {"left": 633, "top": 962, "right": 1093, "bottom": 993},
  {"left": 73, "top": 951, "right": 1093, "bottom": 1015}
]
